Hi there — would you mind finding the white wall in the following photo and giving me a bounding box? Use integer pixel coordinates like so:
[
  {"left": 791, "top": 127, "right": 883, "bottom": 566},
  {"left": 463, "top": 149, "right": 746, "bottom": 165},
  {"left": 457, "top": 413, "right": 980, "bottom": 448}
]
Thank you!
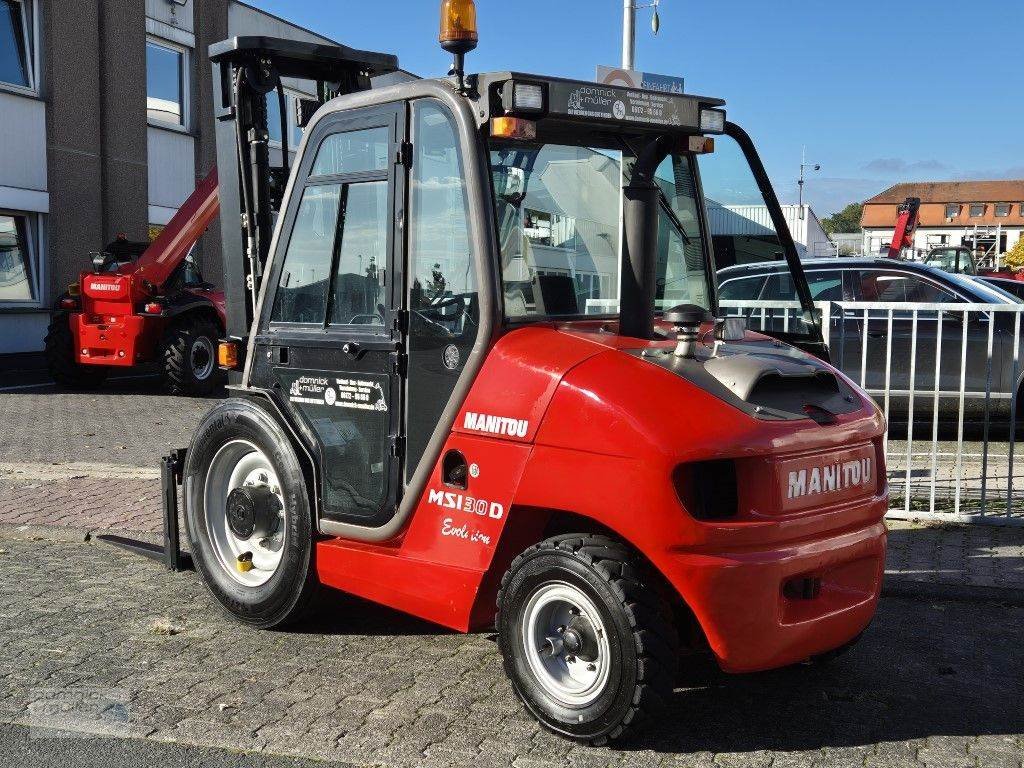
[
  {"left": 0, "top": 92, "right": 48, "bottom": 211},
  {"left": 706, "top": 202, "right": 835, "bottom": 258},
  {"left": 147, "top": 126, "right": 196, "bottom": 224}
]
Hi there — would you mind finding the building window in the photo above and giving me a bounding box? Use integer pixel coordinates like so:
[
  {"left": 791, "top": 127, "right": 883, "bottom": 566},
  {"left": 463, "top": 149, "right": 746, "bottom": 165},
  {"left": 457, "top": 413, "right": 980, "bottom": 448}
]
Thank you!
[
  {"left": 969, "top": 203, "right": 985, "bottom": 218},
  {"left": 0, "top": 211, "right": 39, "bottom": 304},
  {"left": 146, "top": 38, "right": 188, "bottom": 128},
  {"left": 0, "top": 0, "right": 34, "bottom": 91},
  {"left": 944, "top": 203, "right": 960, "bottom": 219},
  {"left": 995, "top": 203, "right": 1011, "bottom": 218}
]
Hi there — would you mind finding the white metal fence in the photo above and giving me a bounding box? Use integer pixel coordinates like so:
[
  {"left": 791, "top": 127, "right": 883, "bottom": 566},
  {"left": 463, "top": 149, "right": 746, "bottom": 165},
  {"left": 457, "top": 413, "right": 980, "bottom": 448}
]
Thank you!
[{"left": 721, "top": 299, "right": 1024, "bottom": 526}]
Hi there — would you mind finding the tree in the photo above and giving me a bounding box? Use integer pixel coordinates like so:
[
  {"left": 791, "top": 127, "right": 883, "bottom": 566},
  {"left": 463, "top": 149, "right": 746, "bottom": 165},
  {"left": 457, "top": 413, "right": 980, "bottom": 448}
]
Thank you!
[
  {"left": 1005, "top": 237, "right": 1024, "bottom": 272},
  {"left": 822, "top": 202, "right": 864, "bottom": 235}
]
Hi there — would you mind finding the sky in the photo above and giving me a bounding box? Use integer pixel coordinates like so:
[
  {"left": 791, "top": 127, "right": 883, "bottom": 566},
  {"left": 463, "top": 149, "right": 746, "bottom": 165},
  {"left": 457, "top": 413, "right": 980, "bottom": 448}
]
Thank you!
[{"left": 246, "top": 0, "right": 1023, "bottom": 216}]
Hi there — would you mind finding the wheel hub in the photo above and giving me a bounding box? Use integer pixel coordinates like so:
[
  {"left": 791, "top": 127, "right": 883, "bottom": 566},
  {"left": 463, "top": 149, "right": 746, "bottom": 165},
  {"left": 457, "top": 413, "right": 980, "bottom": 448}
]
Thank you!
[
  {"left": 226, "top": 485, "right": 281, "bottom": 539},
  {"left": 522, "top": 582, "right": 612, "bottom": 707},
  {"left": 191, "top": 337, "right": 214, "bottom": 380}
]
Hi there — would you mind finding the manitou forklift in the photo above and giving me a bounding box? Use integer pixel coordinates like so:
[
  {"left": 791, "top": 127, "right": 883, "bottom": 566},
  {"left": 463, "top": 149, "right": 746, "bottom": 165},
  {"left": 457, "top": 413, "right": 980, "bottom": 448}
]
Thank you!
[
  {"left": 43, "top": 171, "right": 226, "bottom": 395},
  {"left": 169, "top": 2, "right": 888, "bottom": 744}
]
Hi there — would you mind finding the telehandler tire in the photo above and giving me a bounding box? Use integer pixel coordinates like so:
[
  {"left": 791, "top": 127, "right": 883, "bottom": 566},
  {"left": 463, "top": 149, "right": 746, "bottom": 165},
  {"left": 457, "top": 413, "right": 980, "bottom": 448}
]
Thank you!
[
  {"left": 160, "top": 316, "right": 224, "bottom": 396},
  {"left": 183, "top": 398, "right": 319, "bottom": 629},
  {"left": 497, "top": 533, "right": 679, "bottom": 745},
  {"left": 43, "top": 312, "right": 109, "bottom": 389}
]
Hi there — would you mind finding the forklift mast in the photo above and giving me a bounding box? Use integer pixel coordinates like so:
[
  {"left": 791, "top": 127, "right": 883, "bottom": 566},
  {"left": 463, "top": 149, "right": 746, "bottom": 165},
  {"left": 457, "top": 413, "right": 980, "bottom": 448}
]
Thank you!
[
  {"left": 886, "top": 196, "right": 921, "bottom": 259},
  {"left": 209, "top": 36, "right": 398, "bottom": 364}
]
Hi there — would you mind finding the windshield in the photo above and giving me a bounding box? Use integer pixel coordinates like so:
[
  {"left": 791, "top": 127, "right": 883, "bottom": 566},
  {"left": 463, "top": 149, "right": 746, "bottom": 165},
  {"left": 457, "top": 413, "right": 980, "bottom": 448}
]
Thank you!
[
  {"left": 490, "top": 141, "right": 711, "bottom": 319},
  {"left": 926, "top": 248, "right": 976, "bottom": 275}
]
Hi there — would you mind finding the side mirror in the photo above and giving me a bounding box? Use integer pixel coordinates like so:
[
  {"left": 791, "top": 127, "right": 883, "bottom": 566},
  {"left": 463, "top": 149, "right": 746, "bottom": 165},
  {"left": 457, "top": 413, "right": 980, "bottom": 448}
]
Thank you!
[
  {"left": 493, "top": 166, "right": 526, "bottom": 205},
  {"left": 714, "top": 316, "right": 746, "bottom": 341}
]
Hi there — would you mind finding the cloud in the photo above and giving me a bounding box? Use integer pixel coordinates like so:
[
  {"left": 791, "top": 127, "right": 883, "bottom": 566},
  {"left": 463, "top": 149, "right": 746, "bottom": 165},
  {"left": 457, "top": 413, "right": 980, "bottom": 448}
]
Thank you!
[
  {"left": 860, "top": 158, "right": 950, "bottom": 175},
  {"left": 954, "top": 165, "right": 1024, "bottom": 181}
]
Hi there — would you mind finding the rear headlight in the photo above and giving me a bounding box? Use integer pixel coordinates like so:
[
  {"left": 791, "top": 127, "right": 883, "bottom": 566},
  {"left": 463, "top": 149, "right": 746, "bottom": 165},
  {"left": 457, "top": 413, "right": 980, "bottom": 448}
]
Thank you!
[
  {"left": 673, "top": 459, "right": 738, "bottom": 520},
  {"left": 699, "top": 108, "right": 726, "bottom": 134},
  {"left": 500, "top": 80, "right": 547, "bottom": 115}
]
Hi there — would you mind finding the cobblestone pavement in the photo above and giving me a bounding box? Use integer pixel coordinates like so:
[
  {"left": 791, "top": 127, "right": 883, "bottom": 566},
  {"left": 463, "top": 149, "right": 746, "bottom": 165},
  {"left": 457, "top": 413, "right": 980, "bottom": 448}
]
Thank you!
[
  {"left": 0, "top": 385, "right": 217, "bottom": 468},
  {"left": 0, "top": 531, "right": 1021, "bottom": 768}
]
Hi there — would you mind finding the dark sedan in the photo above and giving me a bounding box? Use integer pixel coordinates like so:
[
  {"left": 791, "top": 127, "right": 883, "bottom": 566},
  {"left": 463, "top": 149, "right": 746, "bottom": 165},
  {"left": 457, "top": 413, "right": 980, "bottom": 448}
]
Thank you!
[{"left": 717, "top": 257, "right": 1023, "bottom": 421}]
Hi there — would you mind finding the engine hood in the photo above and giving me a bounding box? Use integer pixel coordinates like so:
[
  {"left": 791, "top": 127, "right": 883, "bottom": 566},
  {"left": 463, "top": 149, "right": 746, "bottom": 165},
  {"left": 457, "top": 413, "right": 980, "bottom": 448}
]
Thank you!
[{"left": 629, "top": 335, "right": 863, "bottom": 423}]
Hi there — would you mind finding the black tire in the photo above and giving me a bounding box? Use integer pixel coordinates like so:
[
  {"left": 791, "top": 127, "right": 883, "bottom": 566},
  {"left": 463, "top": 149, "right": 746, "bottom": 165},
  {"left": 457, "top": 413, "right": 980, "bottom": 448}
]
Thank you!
[
  {"left": 497, "top": 534, "right": 679, "bottom": 745},
  {"left": 160, "top": 316, "right": 224, "bottom": 396},
  {"left": 43, "top": 312, "right": 109, "bottom": 389},
  {"left": 183, "top": 397, "right": 319, "bottom": 629}
]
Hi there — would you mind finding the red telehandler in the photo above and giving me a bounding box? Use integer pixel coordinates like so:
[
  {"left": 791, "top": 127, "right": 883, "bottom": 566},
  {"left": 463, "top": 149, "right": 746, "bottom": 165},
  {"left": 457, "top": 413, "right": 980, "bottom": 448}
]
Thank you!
[{"left": 44, "top": 169, "right": 226, "bottom": 395}]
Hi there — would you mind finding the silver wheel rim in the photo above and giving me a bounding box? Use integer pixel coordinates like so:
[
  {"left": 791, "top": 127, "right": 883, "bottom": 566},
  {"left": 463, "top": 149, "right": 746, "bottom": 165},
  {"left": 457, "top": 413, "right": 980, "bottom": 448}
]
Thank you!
[
  {"left": 522, "top": 581, "right": 611, "bottom": 708},
  {"left": 203, "top": 440, "right": 286, "bottom": 587},
  {"left": 190, "top": 336, "right": 214, "bottom": 380}
]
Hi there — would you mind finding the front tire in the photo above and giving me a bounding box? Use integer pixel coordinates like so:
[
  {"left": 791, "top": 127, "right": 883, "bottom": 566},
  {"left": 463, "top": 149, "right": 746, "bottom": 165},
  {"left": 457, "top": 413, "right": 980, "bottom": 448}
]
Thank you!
[
  {"left": 43, "top": 312, "right": 109, "bottom": 389},
  {"left": 497, "top": 534, "right": 678, "bottom": 745},
  {"left": 160, "top": 316, "right": 224, "bottom": 396},
  {"left": 184, "top": 398, "right": 319, "bottom": 628}
]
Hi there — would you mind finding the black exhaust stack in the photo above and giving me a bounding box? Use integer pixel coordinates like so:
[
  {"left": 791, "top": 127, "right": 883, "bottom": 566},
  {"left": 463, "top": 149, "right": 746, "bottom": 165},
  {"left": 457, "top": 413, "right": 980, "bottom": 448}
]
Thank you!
[{"left": 620, "top": 137, "right": 670, "bottom": 340}]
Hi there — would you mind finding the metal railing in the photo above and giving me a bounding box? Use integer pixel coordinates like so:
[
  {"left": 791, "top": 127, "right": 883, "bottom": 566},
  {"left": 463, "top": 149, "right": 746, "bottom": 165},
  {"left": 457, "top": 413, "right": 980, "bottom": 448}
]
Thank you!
[{"left": 721, "top": 299, "right": 1024, "bottom": 526}]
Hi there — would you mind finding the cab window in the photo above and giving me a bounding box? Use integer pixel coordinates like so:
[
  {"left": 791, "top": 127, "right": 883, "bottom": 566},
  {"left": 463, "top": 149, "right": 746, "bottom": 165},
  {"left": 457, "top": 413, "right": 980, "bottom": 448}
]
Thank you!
[
  {"left": 698, "top": 131, "right": 819, "bottom": 342},
  {"left": 270, "top": 123, "right": 392, "bottom": 328}
]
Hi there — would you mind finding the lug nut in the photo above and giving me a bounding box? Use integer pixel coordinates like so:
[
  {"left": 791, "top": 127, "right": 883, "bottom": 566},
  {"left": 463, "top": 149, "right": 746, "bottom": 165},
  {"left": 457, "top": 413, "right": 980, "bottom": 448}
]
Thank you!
[{"left": 586, "top": 663, "right": 596, "bottom": 672}]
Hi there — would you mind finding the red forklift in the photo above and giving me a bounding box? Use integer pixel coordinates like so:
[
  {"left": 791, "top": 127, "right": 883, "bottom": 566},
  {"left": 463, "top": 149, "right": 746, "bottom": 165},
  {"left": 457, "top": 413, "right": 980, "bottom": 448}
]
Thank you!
[
  {"left": 153, "top": 4, "right": 888, "bottom": 745},
  {"left": 44, "top": 170, "right": 226, "bottom": 395}
]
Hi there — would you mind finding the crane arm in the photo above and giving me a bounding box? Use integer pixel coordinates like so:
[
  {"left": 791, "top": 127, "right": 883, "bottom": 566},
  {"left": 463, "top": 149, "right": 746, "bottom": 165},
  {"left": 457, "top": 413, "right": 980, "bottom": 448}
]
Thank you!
[
  {"left": 128, "top": 168, "right": 220, "bottom": 288},
  {"left": 886, "top": 196, "right": 921, "bottom": 259}
]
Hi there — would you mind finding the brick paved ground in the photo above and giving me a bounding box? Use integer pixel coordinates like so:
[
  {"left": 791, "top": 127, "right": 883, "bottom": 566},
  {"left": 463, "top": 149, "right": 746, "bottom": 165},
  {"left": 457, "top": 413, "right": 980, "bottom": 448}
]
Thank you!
[
  {"left": 0, "top": 387, "right": 216, "bottom": 468},
  {"left": 1, "top": 384, "right": 1023, "bottom": 764},
  {"left": 0, "top": 530, "right": 1022, "bottom": 768}
]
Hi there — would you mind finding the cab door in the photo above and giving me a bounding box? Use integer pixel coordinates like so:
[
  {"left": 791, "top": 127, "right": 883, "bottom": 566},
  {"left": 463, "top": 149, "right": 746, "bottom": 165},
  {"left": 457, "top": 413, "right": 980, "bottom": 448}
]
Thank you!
[{"left": 251, "top": 104, "right": 406, "bottom": 528}]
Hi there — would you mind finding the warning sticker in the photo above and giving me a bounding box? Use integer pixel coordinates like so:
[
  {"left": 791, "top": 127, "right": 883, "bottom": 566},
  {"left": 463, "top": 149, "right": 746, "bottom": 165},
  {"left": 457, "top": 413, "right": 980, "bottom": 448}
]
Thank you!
[
  {"left": 287, "top": 375, "right": 388, "bottom": 412},
  {"left": 548, "top": 81, "right": 700, "bottom": 129}
]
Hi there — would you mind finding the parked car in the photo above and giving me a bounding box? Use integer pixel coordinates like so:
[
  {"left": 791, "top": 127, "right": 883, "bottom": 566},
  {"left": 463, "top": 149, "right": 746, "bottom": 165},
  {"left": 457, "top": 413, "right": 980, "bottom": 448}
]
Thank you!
[
  {"left": 981, "top": 277, "right": 1024, "bottom": 301},
  {"left": 717, "top": 257, "right": 1023, "bottom": 421}
]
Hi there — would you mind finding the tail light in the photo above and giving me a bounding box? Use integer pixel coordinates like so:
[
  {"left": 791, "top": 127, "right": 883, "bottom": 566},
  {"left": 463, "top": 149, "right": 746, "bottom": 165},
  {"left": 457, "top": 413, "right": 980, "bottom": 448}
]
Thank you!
[
  {"left": 60, "top": 297, "right": 79, "bottom": 310},
  {"left": 144, "top": 302, "right": 163, "bottom": 315},
  {"left": 673, "top": 459, "right": 738, "bottom": 521}
]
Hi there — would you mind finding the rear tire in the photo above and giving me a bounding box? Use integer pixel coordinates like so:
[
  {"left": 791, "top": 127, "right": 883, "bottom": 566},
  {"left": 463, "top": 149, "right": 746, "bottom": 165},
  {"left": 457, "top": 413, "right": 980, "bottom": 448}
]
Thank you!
[
  {"left": 184, "top": 398, "right": 319, "bottom": 629},
  {"left": 497, "top": 534, "right": 678, "bottom": 745},
  {"left": 43, "top": 312, "right": 109, "bottom": 389},
  {"left": 160, "top": 316, "right": 224, "bottom": 396}
]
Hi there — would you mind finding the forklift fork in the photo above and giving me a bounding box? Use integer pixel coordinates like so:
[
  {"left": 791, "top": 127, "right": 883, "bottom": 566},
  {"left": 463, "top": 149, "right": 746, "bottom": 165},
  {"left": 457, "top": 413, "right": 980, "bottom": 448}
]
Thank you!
[{"left": 97, "top": 449, "right": 192, "bottom": 572}]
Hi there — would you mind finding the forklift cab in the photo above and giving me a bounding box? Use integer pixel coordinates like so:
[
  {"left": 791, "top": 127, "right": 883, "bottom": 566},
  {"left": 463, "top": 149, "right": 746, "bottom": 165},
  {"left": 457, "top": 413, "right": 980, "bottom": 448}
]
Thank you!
[{"left": 210, "top": 38, "right": 827, "bottom": 536}]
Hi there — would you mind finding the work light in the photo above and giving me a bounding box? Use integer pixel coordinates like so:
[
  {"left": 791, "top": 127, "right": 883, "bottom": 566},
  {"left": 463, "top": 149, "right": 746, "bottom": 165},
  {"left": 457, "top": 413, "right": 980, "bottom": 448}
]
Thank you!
[
  {"left": 699, "top": 108, "right": 726, "bottom": 134},
  {"left": 500, "top": 80, "right": 547, "bottom": 116}
]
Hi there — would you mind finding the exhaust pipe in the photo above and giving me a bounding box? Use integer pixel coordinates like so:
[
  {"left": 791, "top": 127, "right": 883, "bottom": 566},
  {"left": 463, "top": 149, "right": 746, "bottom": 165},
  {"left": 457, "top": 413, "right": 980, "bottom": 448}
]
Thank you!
[{"left": 620, "top": 137, "right": 670, "bottom": 340}]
